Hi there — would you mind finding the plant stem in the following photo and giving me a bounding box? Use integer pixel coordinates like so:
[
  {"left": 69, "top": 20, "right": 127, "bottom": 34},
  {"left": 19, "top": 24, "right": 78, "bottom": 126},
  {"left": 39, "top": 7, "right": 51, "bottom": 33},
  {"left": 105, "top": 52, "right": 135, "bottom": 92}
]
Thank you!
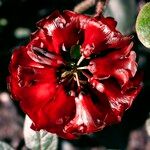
[
  {"left": 95, "top": 0, "right": 109, "bottom": 16},
  {"left": 74, "top": 0, "right": 95, "bottom": 13},
  {"left": 74, "top": 0, "right": 109, "bottom": 15}
]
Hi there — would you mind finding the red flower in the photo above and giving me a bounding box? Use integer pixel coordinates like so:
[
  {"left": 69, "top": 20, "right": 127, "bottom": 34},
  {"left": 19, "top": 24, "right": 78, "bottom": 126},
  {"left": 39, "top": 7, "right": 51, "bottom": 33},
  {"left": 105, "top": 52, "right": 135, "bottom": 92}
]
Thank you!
[{"left": 8, "top": 10, "right": 142, "bottom": 139}]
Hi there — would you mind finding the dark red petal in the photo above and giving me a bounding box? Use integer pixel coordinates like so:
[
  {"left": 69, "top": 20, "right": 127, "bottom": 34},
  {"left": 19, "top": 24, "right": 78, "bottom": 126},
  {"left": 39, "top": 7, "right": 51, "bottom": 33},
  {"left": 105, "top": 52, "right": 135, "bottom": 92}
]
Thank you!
[
  {"left": 9, "top": 46, "right": 44, "bottom": 71},
  {"left": 88, "top": 43, "right": 137, "bottom": 86},
  {"left": 63, "top": 10, "right": 79, "bottom": 20},
  {"left": 85, "top": 85, "right": 118, "bottom": 126},
  {"left": 88, "top": 77, "right": 105, "bottom": 93},
  {"left": 34, "top": 86, "right": 76, "bottom": 133},
  {"left": 37, "top": 10, "right": 66, "bottom": 34},
  {"left": 64, "top": 93, "right": 106, "bottom": 134},
  {"left": 35, "top": 11, "right": 80, "bottom": 54},
  {"left": 34, "top": 11, "right": 67, "bottom": 54},
  {"left": 63, "top": 10, "right": 90, "bottom": 27},
  {"left": 27, "top": 47, "right": 64, "bottom": 68},
  {"left": 80, "top": 17, "right": 131, "bottom": 57},
  {"left": 48, "top": 128, "right": 77, "bottom": 140},
  {"left": 81, "top": 20, "right": 107, "bottom": 57},
  {"left": 9, "top": 65, "right": 57, "bottom": 125},
  {"left": 100, "top": 17, "right": 117, "bottom": 31},
  {"left": 87, "top": 73, "right": 142, "bottom": 124},
  {"left": 29, "top": 29, "right": 55, "bottom": 53},
  {"left": 31, "top": 120, "right": 77, "bottom": 140},
  {"left": 101, "top": 75, "right": 143, "bottom": 123},
  {"left": 52, "top": 21, "right": 79, "bottom": 53}
]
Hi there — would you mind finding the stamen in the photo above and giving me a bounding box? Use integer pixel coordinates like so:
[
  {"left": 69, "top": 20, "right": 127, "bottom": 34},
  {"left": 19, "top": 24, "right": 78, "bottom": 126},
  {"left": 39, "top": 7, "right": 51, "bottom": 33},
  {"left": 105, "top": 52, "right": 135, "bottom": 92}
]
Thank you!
[
  {"left": 60, "top": 73, "right": 73, "bottom": 83},
  {"left": 77, "top": 66, "right": 88, "bottom": 70},
  {"left": 74, "top": 72, "right": 81, "bottom": 88},
  {"left": 77, "top": 55, "right": 85, "bottom": 66}
]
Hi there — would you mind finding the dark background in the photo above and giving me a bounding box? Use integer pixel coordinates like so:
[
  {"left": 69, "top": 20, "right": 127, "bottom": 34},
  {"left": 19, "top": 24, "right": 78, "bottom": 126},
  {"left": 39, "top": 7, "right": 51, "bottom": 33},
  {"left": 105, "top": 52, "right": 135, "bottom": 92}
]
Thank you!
[{"left": 0, "top": 0, "right": 150, "bottom": 149}]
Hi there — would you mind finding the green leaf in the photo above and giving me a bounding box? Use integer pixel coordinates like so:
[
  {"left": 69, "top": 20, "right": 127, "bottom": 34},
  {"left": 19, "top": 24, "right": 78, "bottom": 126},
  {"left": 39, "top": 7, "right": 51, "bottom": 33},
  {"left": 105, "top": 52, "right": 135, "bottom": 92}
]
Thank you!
[
  {"left": 70, "top": 45, "right": 81, "bottom": 59},
  {"left": 136, "top": 2, "right": 150, "bottom": 48},
  {"left": 24, "top": 115, "right": 58, "bottom": 150},
  {"left": 0, "top": 141, "right": 14, "bottom": 150}
]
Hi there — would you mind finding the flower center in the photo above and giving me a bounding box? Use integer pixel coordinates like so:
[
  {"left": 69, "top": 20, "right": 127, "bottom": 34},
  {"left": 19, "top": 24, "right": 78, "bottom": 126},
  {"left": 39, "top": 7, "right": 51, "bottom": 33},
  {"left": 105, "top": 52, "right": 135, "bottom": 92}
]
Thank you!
[
  {"left": 29, "top": 45, "right": 91, "bottom": 96},
  {"left": 57, "top": 45, "right": 90, "bottom": 95}
]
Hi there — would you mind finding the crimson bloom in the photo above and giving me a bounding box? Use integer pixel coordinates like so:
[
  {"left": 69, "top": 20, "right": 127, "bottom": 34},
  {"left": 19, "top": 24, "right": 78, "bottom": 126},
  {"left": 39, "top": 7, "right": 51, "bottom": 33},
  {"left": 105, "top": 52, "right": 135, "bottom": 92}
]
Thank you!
[{"left": 8, "top": 10, "right": 142, "bottom": 139}]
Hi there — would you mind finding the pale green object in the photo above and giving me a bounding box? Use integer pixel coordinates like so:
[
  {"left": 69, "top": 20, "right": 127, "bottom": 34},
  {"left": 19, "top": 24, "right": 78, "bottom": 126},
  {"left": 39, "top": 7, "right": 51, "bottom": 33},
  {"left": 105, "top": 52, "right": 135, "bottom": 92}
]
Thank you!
[
  {"left": 14, "top": 27, "right": 31, "bottom": 39},
  {"left": 0, "top": 18, "right": 8, "bottom": 26},
  {"left": 24, "top": 115, "right": 58, "bottom": 150},
  {"left": 136, "top": 2, "right": 150, "bottom": 48},
  {"left": 0, "top": 141, "right": 14, "bottom": 150}
]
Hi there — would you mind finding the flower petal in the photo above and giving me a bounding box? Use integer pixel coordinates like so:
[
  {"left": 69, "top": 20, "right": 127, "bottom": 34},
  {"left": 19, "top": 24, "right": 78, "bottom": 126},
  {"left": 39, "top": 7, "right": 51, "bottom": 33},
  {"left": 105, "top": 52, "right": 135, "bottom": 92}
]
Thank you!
[
  {"left": 34, "top": 86, "right": 76, "bottom": 135},
  {"left": 88, "top": 43, "right": 137, "bottom": 86},
  {"left": 9, "top": 64, "right": 57, "bottom": 125},
  {"left": 29, "top": 29, "right": 55, "bottom": 53},
  {"left": 27, "top": 46, "right": 64, "bottom": 68},
  {"left": 80, "top": 17, "right": 131, "bottom": 57},
  {"left": 35, "top": 10, "right": 81, "bottom": 54},
  {"left": 64, "top": 93, "right": 107, "bottom": 134},
  {"left": 52, "top": 21, "right": 80, "bottom": 53},
  {"left": 9, "top": 46, "right": 44, "bottom": 71},
  {"left": 86, "top": 73, "right": 143, "bottom": 124},
  {"left": 101, "top": 75, "right": 143, "bottom": 123},
  {"left": 37, "top": 10, "right": 66, "bottom": 36}
]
